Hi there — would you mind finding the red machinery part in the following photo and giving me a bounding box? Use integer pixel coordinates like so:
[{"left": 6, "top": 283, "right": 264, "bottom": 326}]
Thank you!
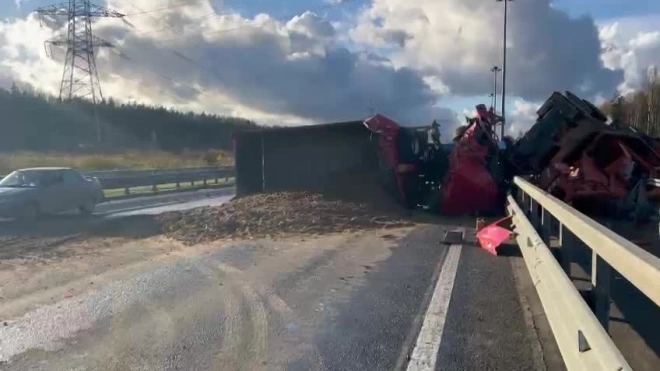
[
  {"left": 515, "top": 92, "right": 660, "bottom": 220},
  {"left": 363, "top": 114, "right": 417, "bottom": 206},
  {"left": 363, "top": 114, "right": 402, "bottom": 171},
  {"left": 440, "top": 114, "right": 501, "bottom": 215},
  {"left": 542, "top": 132, "right": 660, "bottom": 205}
]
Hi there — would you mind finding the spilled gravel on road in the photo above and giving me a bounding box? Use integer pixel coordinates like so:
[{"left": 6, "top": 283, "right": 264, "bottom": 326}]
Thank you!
[{"left": 158, "top": 191, "right": 413, "bottom": 245}]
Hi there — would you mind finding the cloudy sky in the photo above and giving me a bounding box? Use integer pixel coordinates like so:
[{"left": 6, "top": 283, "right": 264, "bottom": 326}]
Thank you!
[{"left": 1, "top": 0, "right": 659, "bottom": 136}]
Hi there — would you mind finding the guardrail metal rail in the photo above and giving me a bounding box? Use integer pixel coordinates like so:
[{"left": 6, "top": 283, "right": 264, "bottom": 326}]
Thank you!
[
  {"left": 96, "top": 167, "right": 236, "bottom": 196},
  {"left": 507, "top": 176, "right": 660, "bottom": 371},
  {"left": 1, "top": 167, "right": 236, "bottom": 197}
]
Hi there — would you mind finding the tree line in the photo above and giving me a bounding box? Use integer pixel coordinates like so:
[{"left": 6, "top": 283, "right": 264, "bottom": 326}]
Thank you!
[
  {"left": 0, "top": 83, "right": 259, "bottom": 152},
  {"left": 600, "top": 67, "right": 660, "bottom": 136}
]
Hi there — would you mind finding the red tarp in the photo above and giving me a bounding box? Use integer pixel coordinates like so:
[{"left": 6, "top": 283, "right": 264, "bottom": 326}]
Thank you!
[{"left": 476, "top": 216, "right": 513, "bottom": 255}]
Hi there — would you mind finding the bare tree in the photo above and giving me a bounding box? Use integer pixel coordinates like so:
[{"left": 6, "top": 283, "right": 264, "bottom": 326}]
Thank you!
[
  {"left": 599, "top": 66, "right": 660, "bottom": 136},
  {"left": 647, "top": 66, "right": 660, "bottom": 134}
]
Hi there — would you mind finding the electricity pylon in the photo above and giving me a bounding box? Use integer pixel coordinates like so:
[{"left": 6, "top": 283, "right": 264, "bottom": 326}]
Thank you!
[
  {"left": 37, "top": 1, "right": 125, "bottom": 103},
  {"left": 36, "top": 1, "right": 125, "bottom": 142}
]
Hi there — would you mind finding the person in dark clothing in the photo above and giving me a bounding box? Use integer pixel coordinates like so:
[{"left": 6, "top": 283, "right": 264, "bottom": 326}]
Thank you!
[{"left": 427, "top": 120, "right": 441, "bottom": 148}]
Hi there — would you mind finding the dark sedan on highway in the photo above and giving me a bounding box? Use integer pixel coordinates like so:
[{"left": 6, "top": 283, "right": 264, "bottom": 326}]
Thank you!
[{"left": 0, "top": 167, "right": 104, "bottom": 219}]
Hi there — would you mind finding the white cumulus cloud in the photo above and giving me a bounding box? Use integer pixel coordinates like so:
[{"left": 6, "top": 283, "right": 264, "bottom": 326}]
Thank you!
[
  {"left": 600, "top": 19, "right": 660, "bottom": 96},
  {"left": 4, "top": 0, "right": 655, "bottom": 128},
  {"left": 0, "top": 0, "right": 456, "bottom": 126},
  {"left": 349, "top": 0, "right": 623, "bottom": 101},
  {"left": 508, "top": 100, "right": 540, "bottom": 136}
]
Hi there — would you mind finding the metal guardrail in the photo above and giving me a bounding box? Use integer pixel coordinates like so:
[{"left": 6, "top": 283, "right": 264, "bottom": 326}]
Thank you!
[
  {"left": 0, "top": 167, "right": 236, "bottom": 196},
  {"left": 85, "top": 166, "right": 232, "bottom": 179},
  {"left": 0, "top": 166, "right": 233, "bottom": 180},
  {"left": 97, "top": 167, "right": 235, "bottom": 196},
  {"left": 508, "top": 176, "right": 660, "bottom": 370}
]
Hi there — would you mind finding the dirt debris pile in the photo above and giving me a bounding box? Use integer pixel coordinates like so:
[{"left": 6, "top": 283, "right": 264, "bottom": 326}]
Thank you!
[{"left": 158, "top": 191, "right": 413, "bottom": 245}]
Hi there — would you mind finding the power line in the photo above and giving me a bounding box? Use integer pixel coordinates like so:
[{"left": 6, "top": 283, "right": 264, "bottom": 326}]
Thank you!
[
  {"left": 118, "top": 10, "right": 222, "bottom": 39},
  {"left": 111, "top": 45, "right": 215, "bottom": 103},
  {"left": 110, "top": 49, "right": 200, "bottom": 104},
  {"left": 188, "top": 0, "right": 356, "bottom": 47},
  {"left": 102, "top": 0, "right": 357, "bottom": 107},
  {"left": 122, "top": 0, "right": 201, "bottom": 16},
  {"left": 113, "top": 0, "right": 355, "bottom": 87},
  {"left": 125, "top": 0, "right": 356, "bottom": 47},
  {"left": 165, "top": 0, "right": 356, "bottom": 70},
  {"left": 119, "top": 4, "right": 223, "bottom": 83},
  {"left": 120, "top": 0, "right": 261, "bottom": 41}
]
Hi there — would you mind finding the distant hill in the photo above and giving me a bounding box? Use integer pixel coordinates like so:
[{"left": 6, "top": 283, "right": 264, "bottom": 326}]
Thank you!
[{"left": 0, "top": 84, "right": 259, "bottom": 152}]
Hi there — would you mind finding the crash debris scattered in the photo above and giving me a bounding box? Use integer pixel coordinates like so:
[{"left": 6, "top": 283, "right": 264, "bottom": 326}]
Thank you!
[{"left": 158, "top": 192, "right": 412, "bottom": 244}]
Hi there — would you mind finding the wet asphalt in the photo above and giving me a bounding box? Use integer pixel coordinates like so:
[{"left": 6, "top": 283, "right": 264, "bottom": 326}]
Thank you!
[{"left": 0, "top": 221, "right": 548, "bottom": 371}]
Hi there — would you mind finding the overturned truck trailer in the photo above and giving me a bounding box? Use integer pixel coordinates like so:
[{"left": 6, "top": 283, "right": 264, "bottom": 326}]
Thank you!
[
  {"left": 233, "top": 112, "right": 505, "bottom": 216},
  {"left": 233, "top": 121, "right": 378, "bottom": 198},
  {"left": 232, "top": 118, "right": 449, "bottom": 210}
]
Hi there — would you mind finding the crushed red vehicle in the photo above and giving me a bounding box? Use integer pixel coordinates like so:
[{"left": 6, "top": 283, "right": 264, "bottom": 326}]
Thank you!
[
  {"left": 440, "top": 104, "right": 509, "bottom": 215},
  {"left": 364, "top": 104, "right": 511, "bottom": 216},
  {"left": 513, "top": 91, "right": 660, "bottom": 222},
  {"left": 363, "top": 114, "right": 448, "bottom": 210}
]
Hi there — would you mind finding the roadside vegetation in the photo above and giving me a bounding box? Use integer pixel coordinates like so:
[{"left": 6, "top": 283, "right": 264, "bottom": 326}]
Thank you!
[
  {"left": 0, "top": 149, "right": 234, "bottom": 174},
  {"left": 0, "top": 83, "right": 257, "bottom": 154},
  {"left": 0, "top": 82, "right": 250, "bottom": 174}
]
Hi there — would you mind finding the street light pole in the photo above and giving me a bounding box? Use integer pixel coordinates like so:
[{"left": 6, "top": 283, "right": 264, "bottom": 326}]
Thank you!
[
  {"left": 496, "top": 0, "right": 511, "bottom": 139},
  {"left": 491, "top": 66, "right": 501, "bottom": 114}
]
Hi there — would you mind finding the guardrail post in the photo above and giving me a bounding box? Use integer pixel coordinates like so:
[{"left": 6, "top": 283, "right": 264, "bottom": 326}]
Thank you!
[
  {"left": 558, "top": 223, "right": 574, "bottom": 276},
  {"left": 529, "top": 199, "right": 540, "bottom": 231},
  {"left": 591, "top": 253, "right": 612, "bottom": 331},
  {"left": 519, "top": 191, "right": 526, "bottom": 212},
  {"left": 540, "top": 208, "right": 552, "bottom": 245}
]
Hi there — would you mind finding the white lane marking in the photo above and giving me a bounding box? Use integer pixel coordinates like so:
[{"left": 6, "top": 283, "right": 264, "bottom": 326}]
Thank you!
[{"left": 406, "top": 244, "right": 462, "bottom": 371}]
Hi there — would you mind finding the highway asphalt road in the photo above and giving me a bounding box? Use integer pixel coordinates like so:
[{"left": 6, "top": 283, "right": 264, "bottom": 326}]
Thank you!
[
  {"left": 0, "top": 211, "right": 555, "bottom": 371},
  {"left": 1, "top": 188, "right": 656, "bottom": 370},
  {"left": 95, "top": 187, "right": 236, "bottom": 217},
  {"left": 0, "top": 187, "right": 237, "bottom": 225}
]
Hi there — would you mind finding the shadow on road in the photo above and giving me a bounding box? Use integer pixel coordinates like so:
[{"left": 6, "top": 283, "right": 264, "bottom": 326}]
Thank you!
[
  {"left": 309, "top": 225, "right": 449, "bottom": 371},
  {"left": 0, "top": 214, "right": 162, "bottom": 239},
  {"left": 496, "top": 241, "right": 523, "bottom": 257},
  {"left": 0, "top": 215, "right": 163, "bottom": 261}
]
